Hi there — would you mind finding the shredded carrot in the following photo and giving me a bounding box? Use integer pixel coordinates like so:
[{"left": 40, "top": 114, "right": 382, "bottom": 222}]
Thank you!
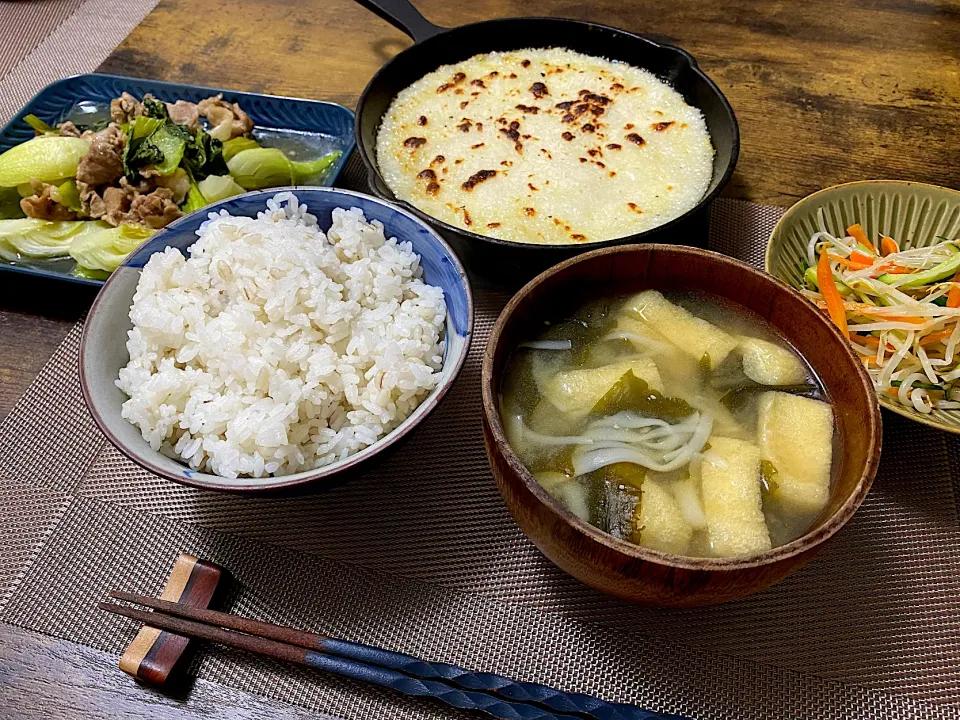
[
  {"left": 827, "top": 253, "right": 872, "bottom": 270},
  {"left": 881, "top": 236, "right": 899, "bottom": 256},
  {"left": 847, "top": 223, "right": 877, "bottom": 253},
  {"left": 886, "top": 387, "right": 899, "bottom": 398},
  {"left": 826, "top": 250, "right": 881, "bottom": 271},
  {"left": 874, "top": 263, "right": 914, "bottom": 275},
  {"left": 947, "top": 270, "right": 960, "bottom": 308},
  {"left": 919, "top": 328, "right": 956, "bottom": 346},
  {"left": 818, "top": 251, "right": 849, "bottom": 338},
  {"left": 858, "top": 354, "right": 876, "bottom": 367},
  {"left": 849, "top": 250, "right": 876, "bottom": 265},
  {"left": 853, "top": 335, "right": 895, "bottom": 351},
  {"left": 860, "top": 313, "right": 928, "bottom": 324}
]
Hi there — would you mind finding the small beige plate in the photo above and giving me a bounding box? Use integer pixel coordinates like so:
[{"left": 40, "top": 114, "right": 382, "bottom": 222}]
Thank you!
[{"left": 766, "top": 180, "right": 960, "bottom": 434}]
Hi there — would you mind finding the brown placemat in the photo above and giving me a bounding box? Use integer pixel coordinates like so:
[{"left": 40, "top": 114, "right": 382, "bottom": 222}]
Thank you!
[{"left": 1, "top": 156, "right": 959, "bottom": 719}]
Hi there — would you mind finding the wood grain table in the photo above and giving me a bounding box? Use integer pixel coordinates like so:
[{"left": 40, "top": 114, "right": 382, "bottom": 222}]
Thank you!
[{"left": 1, "top": 0, "right": 958, "bottom": 715}]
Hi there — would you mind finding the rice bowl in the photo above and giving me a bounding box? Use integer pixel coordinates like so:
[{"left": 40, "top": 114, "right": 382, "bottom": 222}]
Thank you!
[{"left": 116, "top": 192, "right": 449, "bottom": 479}]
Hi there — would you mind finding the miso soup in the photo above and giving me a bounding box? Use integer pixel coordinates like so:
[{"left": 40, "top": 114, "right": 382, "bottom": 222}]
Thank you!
[{"left": 499, "top": 290, "right": 836, "bottom": 558}]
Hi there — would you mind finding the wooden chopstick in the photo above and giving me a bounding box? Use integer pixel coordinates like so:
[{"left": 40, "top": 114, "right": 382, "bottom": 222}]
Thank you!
[
  {"left": 102, "top": 592, "right": 687, "bottom": 720},
  {"left": 110, "top": 590, "right": 325, "bottom": 651},
  {"left": 100, "top": 600, "right": 583, "bottom": 720}
]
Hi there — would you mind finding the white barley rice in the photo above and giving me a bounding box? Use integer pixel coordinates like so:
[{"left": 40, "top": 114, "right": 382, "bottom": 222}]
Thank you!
[{"left": 116, "top": 193, "right": 447, "bottom": 479}]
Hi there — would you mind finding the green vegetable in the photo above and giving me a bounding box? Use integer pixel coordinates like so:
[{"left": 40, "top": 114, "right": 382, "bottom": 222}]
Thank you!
[
  {"left": 533, "top": 445, "right": 575, "bottom": 477},
  {"left": 124, "top": 115, "right": 225, "bottom": 181},
  {"left": 0, "top": 136, "right": 90, "bottom": 187},
  {"left": 71, "top": 265, "right": 110, "bottom": 281},
  {"left": 222, "top": 136, "right": 260, "bottom": 162},
  {"left": 69, "top": 222, "right": 154, "bottom": 273},
  {"left": 124, "top": 120, "right": 165, "bottom": 179},
  {"left": 57, "top": 180, "right": 81, "bottom": 212},
  {"left": 182, "top": 129, "right": 227, "bottom": 180},
  {"left": 591, "top": 370, "right": 694, "bottom": 421},
  {"left": 150, "top": 125, "right": 188, "bottom": 175},
  {"left": 0, "top": 187, "right": 24, "bottom": 219},
  {"left": 699, "top": 352, "right": 711, "bottom": 374},
  {"left": 890, "top": 379, "right": 943, "bottom": 391},
  {"left": 0, "top": 218, "right": 91, "bottom": 259},
  {"left": 227, "top": 148, "right": 341, "bottom": 189},
  {"left": 803, "top": 265, "right": 854, "bottom": 297},
  {"left": 16, "top": 183, "right": 34, "bottom": 198},
  {"left": 760, "top": 460, "right": 779, "bottom": 498},
  {"left": 78, "top": 118, "right": 112, "bottom": 134},
  {"left": 721, "top": 383, "right": 818, "bottom": 414},
  {"left": 227, "top": 148, "right": 293, "bottom": 189},
  {"left": 292, "top": 150, "right": 341, "bottom": 184},
  {"left": 182, "top": 179, "right": 207, "bottom": 214},
  {"left": 23, "top": 114, "right": 55, "bottom": 135},
  {"left": 877, "top": 246, "right": 960, "bottom": 288},
  {"left": 197, "top": 174, "right": 245, "bottom": 203},
  {"left": 131, "top": 116, "right": 164, "bottom": 140},
  {"left": 142, "top": 97, "right": 169, "bottom": 120}
]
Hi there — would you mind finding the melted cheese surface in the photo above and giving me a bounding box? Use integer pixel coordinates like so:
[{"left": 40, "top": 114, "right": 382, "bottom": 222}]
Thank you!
[{"left": 376, "top": 48, "right": 715, "bottom": 245}]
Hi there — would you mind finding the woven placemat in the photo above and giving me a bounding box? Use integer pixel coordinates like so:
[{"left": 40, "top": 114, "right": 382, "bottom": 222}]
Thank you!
[
  {"left": 0, "top": 149, "right": 958, "bottom": 719},
  {"left": 0, "top": 0, "right": 161, "bottom": 126}
]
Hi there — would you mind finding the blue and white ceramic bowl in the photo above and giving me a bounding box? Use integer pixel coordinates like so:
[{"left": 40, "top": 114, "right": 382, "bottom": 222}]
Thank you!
[{"left": 80, "top": 188, "right": 473, "bottom": 493}]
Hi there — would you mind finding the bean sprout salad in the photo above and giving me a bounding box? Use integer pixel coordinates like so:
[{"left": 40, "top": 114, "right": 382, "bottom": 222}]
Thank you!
[{"left": 802, "top": 210, "right": 960, "bottom": 414}]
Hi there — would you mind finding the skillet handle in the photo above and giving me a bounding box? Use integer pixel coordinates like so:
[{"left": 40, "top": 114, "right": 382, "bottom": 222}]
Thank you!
[{"left": 353, "top": 0, "right": 445, "bottom": 42}]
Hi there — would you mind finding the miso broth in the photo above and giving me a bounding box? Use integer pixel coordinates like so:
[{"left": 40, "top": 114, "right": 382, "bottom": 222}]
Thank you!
[{"left": 500, "top": 290, "right": 837, "bottom": 558}]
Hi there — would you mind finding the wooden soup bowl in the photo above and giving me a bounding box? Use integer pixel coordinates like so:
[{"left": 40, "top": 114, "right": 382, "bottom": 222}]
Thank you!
[{"left": 481, "top": 244, "right": 882, "bottom": 606}]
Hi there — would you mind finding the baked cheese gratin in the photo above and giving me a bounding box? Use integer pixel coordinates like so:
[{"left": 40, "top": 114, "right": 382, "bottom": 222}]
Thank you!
[{"left": 376, "top": 48, "right": 714, "bottom": 245}]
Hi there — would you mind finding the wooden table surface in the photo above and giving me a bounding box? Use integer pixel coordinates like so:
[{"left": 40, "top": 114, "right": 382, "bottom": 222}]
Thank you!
[{"left": 1, "top": 0, "right": 959, "bottom": 715}]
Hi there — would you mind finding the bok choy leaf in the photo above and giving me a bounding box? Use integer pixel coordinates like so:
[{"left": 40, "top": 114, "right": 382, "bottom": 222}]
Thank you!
[
  {"left": 69, "top": 222, "right": 154, "bottom": 272},
  {"left": 0, "top": 187, "right": 25, "bottom": 219},
  {"left": 23, "top": 114, "right": 56, "bottom": 135},
  {"left": 226, "top": 148, "right": 341, "bottom": 189},
  {"left": 0, "top": 218, "right": 92, "bottom": 260},
  {"left": 0, "top": 136, "right": 90, "bottom": 187},
  {"left": 222, "top": 136, "right": 259, "bottom": 162},
  {"left": 197, "top": 174, "right": 245, "bottom": 203},
  {"left": 182, "top": 179, "right": 207, "bottom": 213}
]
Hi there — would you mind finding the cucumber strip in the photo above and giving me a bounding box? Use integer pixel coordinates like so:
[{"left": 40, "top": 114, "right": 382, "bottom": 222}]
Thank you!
[{"left": 877, "top": 245, "right": 960, "bottom": 288}]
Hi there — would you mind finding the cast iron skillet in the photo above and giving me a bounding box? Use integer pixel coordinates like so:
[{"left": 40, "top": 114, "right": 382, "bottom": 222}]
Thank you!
[{"left": 354, "top": 0, "right": 740, "bottom": 285}]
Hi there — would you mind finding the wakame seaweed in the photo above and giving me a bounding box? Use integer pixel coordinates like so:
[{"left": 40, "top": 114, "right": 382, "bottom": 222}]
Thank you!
[{"left": 591, "top": 369, "right": 693, "bottom": 421}]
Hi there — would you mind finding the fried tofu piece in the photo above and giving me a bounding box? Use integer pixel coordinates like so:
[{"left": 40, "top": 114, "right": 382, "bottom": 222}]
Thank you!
[
  {"left": 623, "top": 290, "right": 738, "bottom": 369},
  {"left": 612, "top": 315, "right": 672, "bottom": 350},
  {"left": 634, "top": 479, "right": 693, "bottom": 555},
  {"left": 534, "top": 472, "right": 591, "bottom": 522},
  {"left": 701, "top": 436, "right": 772, "bottom": 557},
  {"left": 741, "top": 337, "right": 807, "bottom": 386},
  {"left": 541, "top": 358, "right": 662, "bottom": 416},
  {"left": 757, "top": 392, "right": 833, "bottom": 515}
]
